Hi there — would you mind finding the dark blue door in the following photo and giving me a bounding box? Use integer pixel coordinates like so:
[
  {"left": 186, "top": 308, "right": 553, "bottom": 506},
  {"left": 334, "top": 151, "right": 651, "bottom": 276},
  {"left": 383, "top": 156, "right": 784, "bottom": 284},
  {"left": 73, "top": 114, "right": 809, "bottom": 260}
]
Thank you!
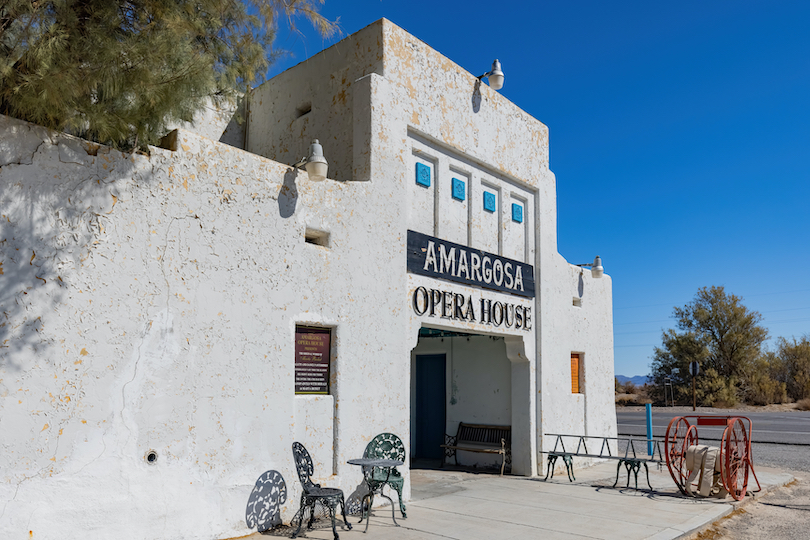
[{"left": 414, "top": 354, "right": 446, "bottom": 460}]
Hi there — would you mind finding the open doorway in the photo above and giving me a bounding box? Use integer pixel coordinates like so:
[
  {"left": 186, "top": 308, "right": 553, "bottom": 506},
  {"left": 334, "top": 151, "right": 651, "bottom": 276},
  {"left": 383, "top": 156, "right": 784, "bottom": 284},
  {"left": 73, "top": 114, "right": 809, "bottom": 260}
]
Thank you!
[{"left": 410, "top": 328, "right": 512, "bottom": 472}]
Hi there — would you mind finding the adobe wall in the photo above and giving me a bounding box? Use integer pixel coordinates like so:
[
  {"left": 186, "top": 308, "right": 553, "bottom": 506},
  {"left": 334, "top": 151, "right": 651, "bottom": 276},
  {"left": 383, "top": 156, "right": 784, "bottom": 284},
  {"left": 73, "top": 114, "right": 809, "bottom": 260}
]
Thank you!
[
  {"left": 0, "top": 115, "right": 410, "bottom": 539},
  {"left": 0, "top": 17, "right": 617, "bottom": 539},
  {"left": 246, "top": 18, "right": 615, "bottom": 472}
]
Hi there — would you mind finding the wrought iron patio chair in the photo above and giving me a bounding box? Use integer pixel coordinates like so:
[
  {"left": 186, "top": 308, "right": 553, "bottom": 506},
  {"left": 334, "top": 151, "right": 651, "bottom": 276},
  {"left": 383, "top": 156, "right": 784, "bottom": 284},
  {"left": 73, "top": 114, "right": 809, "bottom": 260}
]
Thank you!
[
  {"left": 291, "top": 442, "right": 352, "bottom": 540},
  {"left": 363, "top": 432, "right": 407, "bottom": 518}
]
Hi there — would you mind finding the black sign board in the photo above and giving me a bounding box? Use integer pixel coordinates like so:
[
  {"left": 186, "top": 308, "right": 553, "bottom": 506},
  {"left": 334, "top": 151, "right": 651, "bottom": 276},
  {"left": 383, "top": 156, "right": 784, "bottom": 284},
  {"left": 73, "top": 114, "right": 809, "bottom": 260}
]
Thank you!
[
  {"left": 294, "top": 327, "right": 331, "bottom": 394},
  {"left": 406, "top": 230, "right": 535, "bottom": 298}
]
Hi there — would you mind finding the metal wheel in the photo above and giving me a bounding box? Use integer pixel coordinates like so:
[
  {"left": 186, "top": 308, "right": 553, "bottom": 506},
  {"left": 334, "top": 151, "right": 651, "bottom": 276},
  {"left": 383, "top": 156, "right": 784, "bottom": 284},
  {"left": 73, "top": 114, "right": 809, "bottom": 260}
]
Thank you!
[
  {"left": 720, "top": 417, "right": 750, "bottom": 501},
  {"left": 665, "top": 417, "right": 698, "bottom": 495}
]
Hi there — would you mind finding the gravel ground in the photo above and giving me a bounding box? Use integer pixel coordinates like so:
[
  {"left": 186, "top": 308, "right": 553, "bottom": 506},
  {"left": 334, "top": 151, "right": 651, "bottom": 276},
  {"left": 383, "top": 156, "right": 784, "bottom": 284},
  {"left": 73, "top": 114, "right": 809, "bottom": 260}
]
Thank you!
[{"left": 691, "top": 472, "right": 810, "bottom": 539}]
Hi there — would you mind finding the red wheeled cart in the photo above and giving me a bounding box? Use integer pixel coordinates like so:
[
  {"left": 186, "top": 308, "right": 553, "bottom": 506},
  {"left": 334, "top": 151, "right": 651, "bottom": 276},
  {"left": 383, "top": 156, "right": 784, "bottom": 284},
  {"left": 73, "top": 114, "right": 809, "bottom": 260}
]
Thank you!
[{"left": 664, "top": 415, "right": 761, "bottom": 500}]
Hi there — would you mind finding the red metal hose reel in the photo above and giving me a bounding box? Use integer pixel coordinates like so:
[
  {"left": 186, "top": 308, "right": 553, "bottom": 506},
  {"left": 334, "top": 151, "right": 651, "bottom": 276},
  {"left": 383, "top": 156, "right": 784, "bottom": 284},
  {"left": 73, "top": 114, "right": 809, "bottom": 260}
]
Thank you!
[{"left": 664, "top": 415, "right": 761, "bottom": 501}]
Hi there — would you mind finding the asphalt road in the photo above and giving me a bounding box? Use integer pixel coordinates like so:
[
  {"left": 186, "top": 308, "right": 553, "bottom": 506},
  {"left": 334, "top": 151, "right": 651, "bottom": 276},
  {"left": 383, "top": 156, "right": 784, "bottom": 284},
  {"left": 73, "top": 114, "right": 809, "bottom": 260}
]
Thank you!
[{"left": 616, "top": 407, "right": 810, "bottom": 472}]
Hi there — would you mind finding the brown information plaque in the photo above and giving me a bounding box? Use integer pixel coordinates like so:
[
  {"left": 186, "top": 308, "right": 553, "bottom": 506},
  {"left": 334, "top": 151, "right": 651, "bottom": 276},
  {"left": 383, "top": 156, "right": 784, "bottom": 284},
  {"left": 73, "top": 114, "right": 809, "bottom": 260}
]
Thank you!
[{"left": 295, "top": 327, "right": 331, "bottom": 394}]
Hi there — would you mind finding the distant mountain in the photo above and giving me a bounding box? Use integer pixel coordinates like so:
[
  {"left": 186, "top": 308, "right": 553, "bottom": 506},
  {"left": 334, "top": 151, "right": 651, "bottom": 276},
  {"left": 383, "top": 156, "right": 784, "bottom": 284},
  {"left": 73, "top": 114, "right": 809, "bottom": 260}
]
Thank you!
[{"left": 616, "top": 375, "right": 650, "bottom": 386}]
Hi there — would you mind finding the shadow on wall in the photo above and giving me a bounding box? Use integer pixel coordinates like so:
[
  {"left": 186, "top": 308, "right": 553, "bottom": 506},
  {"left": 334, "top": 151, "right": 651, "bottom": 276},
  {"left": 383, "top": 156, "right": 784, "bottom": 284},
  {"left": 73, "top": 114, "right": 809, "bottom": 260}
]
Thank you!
[
  {"left": 0, "top": 115, "right": 143, "bottom": 371},
  {"left": 218, "top": 97, "right": 246, "bottom": 149},
  {"left": 278, "top": 168, "right": 299, "bottom": 219},
  {"left": 471, "top": 79, "right": 482, "bottom": 113},
  {"left": 245, "top": 470, "right": 288, "bottom": 533}
]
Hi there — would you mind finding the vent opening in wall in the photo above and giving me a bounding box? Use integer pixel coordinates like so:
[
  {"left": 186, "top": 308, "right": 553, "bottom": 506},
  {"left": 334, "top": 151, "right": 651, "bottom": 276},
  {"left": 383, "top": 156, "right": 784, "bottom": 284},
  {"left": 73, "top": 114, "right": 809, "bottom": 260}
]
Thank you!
[
  {"left": 145, "top": 450, "right": 158, "bottom": 464},
  {"left": 305, "top": 228, "right": 330, "bottom": 247},
  {"left": 573, "top": 297, "right": 582, "bottom": 307},
  {"left": 295, "top": 102, "right": 312, "bottom": 118}
]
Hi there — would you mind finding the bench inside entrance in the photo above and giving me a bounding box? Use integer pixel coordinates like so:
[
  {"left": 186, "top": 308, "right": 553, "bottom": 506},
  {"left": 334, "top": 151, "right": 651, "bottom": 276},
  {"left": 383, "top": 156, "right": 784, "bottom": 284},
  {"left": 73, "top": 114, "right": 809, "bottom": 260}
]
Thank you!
[{"left": 441, "top": 423, "right": 511, "bottom": 475}]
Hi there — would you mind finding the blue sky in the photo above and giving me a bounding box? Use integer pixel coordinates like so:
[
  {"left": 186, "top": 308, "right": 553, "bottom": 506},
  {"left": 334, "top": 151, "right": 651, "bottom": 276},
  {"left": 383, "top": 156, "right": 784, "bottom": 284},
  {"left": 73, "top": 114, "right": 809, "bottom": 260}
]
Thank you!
[{"left": 269, "top": 1, "right": 810, "bottom": 377}]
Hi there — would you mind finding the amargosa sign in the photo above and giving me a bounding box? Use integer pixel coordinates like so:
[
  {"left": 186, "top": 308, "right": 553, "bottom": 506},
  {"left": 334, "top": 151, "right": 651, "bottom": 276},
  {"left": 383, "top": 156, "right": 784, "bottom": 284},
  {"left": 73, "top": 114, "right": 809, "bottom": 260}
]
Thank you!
[{"left": 406, "top": 230, "right": 535, "bottom": 298}]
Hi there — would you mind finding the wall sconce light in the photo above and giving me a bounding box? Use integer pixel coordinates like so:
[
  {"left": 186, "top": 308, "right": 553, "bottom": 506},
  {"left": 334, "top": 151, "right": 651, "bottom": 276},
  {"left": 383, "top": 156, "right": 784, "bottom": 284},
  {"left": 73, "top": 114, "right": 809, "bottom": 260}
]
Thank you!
[
  {"left": 576, "top": 256, "right": 604, "bottom": 278},
  {"left": 293, "top": 139, "right": 328, "bottom": 182},
  {"left": 477, "top": 59, "right": 505, "bottom": 90}
]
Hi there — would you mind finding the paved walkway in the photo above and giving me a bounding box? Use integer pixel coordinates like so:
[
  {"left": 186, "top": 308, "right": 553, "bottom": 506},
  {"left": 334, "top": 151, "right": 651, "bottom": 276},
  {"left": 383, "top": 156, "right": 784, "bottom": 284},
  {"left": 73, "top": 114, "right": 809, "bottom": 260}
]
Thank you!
[{"left": 241, "top": 461, "right": 793, "bottom": 540}]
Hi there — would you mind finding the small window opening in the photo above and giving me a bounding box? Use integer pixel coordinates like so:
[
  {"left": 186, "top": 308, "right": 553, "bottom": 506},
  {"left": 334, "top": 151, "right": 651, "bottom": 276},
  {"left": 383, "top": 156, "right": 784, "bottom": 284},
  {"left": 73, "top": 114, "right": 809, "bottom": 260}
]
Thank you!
[
  {"left": 295, "top": 102, "right": 312, "bottom": 119},
  {"left": 573, "top": 297, "right": 582, "bottom": 307},
  {"left": 571, "top": 353, "right": 582, "bottom": 394},
  {"left": 305, "top": 228, "right": 330, "bottom": 247},
  {"left": 145, "top": 450, "right": 158, "bottom": 464}
]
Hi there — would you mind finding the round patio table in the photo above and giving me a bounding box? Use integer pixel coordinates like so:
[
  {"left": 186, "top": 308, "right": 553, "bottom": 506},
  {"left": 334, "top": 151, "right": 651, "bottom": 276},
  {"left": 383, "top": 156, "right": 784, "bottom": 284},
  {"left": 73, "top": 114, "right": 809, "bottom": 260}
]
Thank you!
[{"left": 347, "top": 458, "right": 404, "bottom": 533}]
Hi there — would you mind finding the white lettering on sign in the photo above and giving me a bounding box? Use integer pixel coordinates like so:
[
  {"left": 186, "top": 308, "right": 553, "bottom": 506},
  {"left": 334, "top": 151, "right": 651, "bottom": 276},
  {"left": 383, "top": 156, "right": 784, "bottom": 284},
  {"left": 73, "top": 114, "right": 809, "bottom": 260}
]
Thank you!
[
  {"left": 408, "top": 230, "right": 535, "bottom": 297},
  {"left": 423, "top": 240, "right": 438, "bottom": 272},
  {"left": 439, "top": 244, "right": 456, "bottom": 275},
  {"left": 458, "top": 250, "right": 470, "bottom": 280},
  {"left": 504, "top": 262, "right": 513, "bottom": 288},
  {"left": 482, "top": 256, "right": 492, "bottom": 283},
  {"left": 471, "top": 253, "right": 482, "bottom": 282}
]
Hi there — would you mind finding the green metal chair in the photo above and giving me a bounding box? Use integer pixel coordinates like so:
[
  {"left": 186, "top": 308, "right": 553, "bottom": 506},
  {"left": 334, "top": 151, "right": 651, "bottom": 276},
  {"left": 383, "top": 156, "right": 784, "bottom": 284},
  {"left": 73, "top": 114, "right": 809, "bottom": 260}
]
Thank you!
[{"left": 363, "top": 432, "right": 407, "bottom": 518}]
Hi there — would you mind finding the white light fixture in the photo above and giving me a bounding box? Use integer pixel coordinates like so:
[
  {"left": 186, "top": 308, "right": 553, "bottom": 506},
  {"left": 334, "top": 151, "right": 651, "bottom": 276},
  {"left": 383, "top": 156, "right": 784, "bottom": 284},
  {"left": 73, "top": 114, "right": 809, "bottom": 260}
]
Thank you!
[
  {"left": 576, "top": 256, "right": 604, "bottom": 278},
  {"left": 293, "top": 139, "right": 328, "bottom": 182},
  {"left": 478, "top": 59, "right": 505, "bottom": 90}
]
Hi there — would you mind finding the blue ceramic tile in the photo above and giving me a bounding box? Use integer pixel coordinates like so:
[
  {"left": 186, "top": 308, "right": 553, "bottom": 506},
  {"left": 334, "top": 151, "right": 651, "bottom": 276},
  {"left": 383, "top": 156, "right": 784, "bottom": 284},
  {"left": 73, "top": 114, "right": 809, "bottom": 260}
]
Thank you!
[
  {"left": 483, "top": 191, "right": 496, "bottom": 213},
  {"left": 416, "top": 162, "right": 431, "bottom": 187},
  {"left": 452, "top": 178, "right": 465, "bottom": 201},
  {"left": 512, "top": 203, "right": 523, "bottom": 223}
]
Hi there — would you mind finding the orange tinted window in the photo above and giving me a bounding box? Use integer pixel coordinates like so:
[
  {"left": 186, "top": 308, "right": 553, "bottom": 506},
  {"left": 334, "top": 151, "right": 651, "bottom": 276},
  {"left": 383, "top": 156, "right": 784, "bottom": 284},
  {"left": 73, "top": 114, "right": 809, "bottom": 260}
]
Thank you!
[{"left": 571, "top": 354, "right": 580, "bottom": 393}]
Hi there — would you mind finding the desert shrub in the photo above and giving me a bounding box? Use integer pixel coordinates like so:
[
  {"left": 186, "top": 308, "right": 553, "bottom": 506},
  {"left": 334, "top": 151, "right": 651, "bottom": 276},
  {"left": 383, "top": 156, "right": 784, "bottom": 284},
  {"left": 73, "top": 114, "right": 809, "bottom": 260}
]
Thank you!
[
  {"left": 615, "top": 396, "right": 636, "bottom": 406},
  {"left": 712, "top": 399, "right": 736, "bottom": 409},
  {"left": 700, "top": 368, "right": 739, "bottom": 408},
  {"left": 744, "top": 358, "right": 788, "bottom": 405},
  {"left": 775, "top": 337, "right": 810, "bottom": 401},
  {"left": 796, "top": 398, "right": 810, "bottom": 411}
]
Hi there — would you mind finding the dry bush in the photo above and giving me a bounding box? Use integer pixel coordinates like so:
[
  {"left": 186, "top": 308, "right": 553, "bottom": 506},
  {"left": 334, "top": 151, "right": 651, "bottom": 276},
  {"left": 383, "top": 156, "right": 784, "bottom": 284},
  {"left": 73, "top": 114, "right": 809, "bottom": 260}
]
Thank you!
[
  {"left": 712, "top": 400, "right": 736, "bottom": 409},
  {"left": 796, "top": 398, "right": 810, "bottom": 411},
  {"left": 615, "top": 396, "right": 636, "bottom": 406}
]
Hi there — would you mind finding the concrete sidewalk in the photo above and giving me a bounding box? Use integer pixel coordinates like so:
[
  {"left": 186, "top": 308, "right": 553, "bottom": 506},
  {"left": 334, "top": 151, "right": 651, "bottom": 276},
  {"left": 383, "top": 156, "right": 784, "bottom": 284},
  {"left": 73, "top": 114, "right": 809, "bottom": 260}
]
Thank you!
[{"left": 242, "top": 461, "right": 793, "bottom": 540}]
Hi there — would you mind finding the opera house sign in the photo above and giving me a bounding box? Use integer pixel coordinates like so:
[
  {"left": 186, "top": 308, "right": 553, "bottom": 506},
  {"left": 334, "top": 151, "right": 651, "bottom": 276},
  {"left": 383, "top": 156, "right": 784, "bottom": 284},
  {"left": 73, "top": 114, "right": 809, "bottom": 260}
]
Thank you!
[{"left": 407, "top": 230, "right": 535, "bottom": 330}]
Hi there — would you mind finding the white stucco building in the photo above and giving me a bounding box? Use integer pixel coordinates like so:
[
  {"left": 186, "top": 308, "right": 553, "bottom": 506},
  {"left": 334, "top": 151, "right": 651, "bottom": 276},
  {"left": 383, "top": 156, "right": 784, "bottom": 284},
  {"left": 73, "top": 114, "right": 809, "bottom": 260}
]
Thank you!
[{"left": 0, "top": 19, "right": 615, "bottom": 540}]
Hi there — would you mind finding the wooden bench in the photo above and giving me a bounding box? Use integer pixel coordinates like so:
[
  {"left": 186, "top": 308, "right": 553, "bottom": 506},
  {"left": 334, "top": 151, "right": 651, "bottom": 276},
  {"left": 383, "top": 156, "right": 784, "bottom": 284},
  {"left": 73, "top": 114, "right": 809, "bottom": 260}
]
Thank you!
[{"left": 441, "top": 423, "right": 511, "bottom": 476}]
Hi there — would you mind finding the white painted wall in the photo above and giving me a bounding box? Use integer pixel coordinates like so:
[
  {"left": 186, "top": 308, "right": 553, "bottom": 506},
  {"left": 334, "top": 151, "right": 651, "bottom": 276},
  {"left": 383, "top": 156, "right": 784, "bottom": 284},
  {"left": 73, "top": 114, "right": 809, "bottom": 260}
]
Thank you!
[
  {"left": 0, "top": 17, "right": 615, "bottom": 540},
  {"left": 0, "top": 116, "right": 410, "bottom": 539},
  {"left": 536, "top": 256, "right": 617, "bottom": 473}
]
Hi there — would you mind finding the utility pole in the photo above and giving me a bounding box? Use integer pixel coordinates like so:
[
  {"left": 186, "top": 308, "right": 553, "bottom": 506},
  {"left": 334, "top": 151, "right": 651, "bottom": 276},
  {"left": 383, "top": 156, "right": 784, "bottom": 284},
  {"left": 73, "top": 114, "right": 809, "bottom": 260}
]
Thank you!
[
  {"left": 692, "top": 375, "right": 696, "bottom": 411},
  {"left": 664, "top": 377, "right": 674, "bottom": 407}
]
